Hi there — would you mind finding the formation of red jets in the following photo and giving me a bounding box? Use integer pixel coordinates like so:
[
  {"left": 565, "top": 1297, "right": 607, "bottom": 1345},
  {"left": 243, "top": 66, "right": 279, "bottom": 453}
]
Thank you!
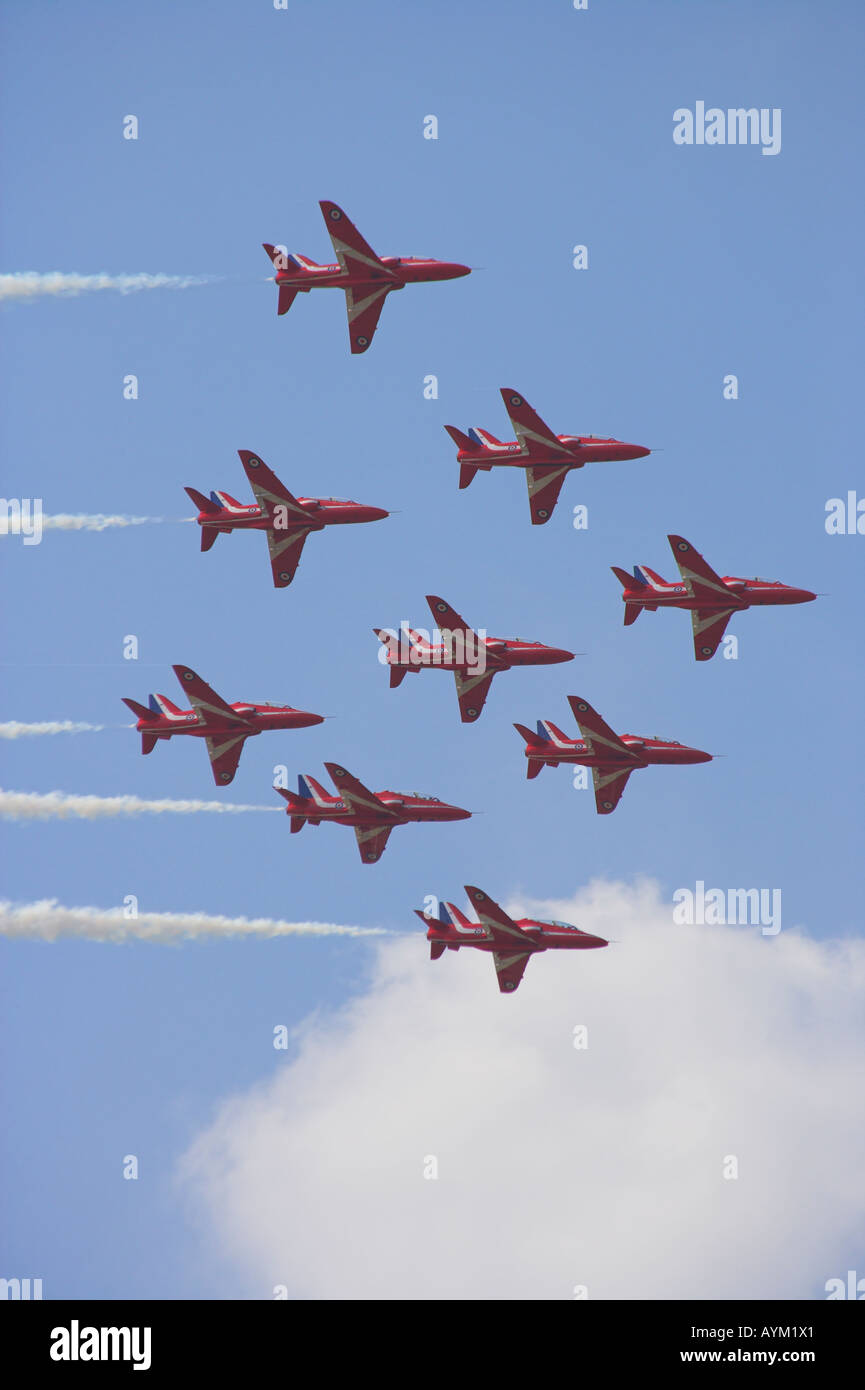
[{"left": 119, "top": 200, "right": 817, "bottom": 992}]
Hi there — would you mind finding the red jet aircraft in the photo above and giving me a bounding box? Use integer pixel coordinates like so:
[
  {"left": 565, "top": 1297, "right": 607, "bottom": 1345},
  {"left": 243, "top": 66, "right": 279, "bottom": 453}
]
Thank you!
[
  {"left": 185, "top": 450, "right": 388, "bottom": 589},
  {"left": 374, "top": 594, "right": 574, "bottom": 722},
  {"left": 416, "top": 885, "right": 608, "bottom": 993},
  {"left": 263, "top": 200, "right": 471, "bottom": 353},
  {"left": 514, "top": 695, "right": 712, "bottom": 814},
  {"left": 445, "top": 387, "right": 650, "bottom": 524},
  {"left": 613, "top": 533, "right": 818, "bottom": 661},
  {"left": 275, "top": 762, "right": 471, "bottom": 864},
  {"left": 123, "top": 665, "right": 323, "bottom": 785}
]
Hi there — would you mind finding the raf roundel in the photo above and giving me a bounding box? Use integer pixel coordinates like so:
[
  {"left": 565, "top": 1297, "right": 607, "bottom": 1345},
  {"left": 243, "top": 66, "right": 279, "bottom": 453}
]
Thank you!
[
  {"left": 278, "top": 571, "right": 291, "bottom": 582},
  {"left": 576, "top": 701, "right": 588, "bottom": 712},
  {"left": 701, "top": 645, "right": 713, "bottom": 656},
  {"left": 602, "top": 800, "right": 613, "bottom": 811},
  {"left": 436, "top": 602, "right": 448, "bottom": 613},
  {"left": 221, "top": 772, "right": 231, "bottom": 783},
  {"left": 356, "top": 335, "right": 368, "bottom": 347},
  {"left": 248, "top": 457, "right": 260, "bottom": 469},
  {"left": 183, "top": 671, "right": 194, "bottom": 681},
  {"left": 333, "top": 766, "right": 346, "bottom": 778},
  {"left": 537, "top": 508, "right": 549, "bottom": 520},
  {"left": 467, "top": 706, "right": 478, "bottom": 718},
  {"left": 677, "top": 541, "right": 689, "bottom": 552},
  {"left": 330, "top": 208, "right": 342, "bottom": 221}
]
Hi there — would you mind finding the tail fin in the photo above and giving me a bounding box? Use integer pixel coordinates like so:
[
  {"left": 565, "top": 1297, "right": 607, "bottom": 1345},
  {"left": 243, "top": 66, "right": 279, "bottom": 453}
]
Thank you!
[
  {"left": 297, "top": 773, "right": 333, "bottom": 806},
  {"left": 634, "top": 564, "right": 668, "bottom": 589},
  {"left": 468, "top": 427, "right": 504, "bottom": 447},
  {"left": 185, "top": 486, "right": 220, "bottom": 515},
  {"left": 444, "top": 424, "right": 475, "bottom": 452},
  {"left": 149, "top": 693, "right": 184, "bottom": 717},
  {"left": 122, "top": 697, "right": 152, "bottom": 721}
]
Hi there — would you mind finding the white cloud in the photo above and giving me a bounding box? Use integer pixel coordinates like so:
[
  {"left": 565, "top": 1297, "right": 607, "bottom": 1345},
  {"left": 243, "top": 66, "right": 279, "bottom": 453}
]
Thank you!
[{"left": 178, "top": 879, "right": 865, "bottom": 1299}]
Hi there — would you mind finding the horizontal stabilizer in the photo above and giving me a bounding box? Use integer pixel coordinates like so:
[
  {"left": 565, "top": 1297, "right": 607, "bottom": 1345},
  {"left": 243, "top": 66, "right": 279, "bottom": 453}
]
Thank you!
[
  {"left": 185, "top": 486, "right": 219, "bottom": 515},
  {"left": 141, "top": 733, "right": 158, "bottom": 755},
  {"left": 278, "top": 285, "right": 298, "bottom": 316},
  {"left": 514, "top": 721, "right": 544, "bottom": 745},
  {"left": 430, "top": 940, "right": 446, "bottom": 960},
  {"left": 623, "top": 604, "right": 641, "bottom": 626},
  {"left": 611, "top": 565, "right": 640, "bottom": 589},
  {"left": 459, "top": 463, "right": 479, "bottom": 489},
  {"left": 122, "top": 697, "right": 152, "bottom": 721},
  {"left": 444, "top": 424, "right": 475, "bottom": 451},
  {"left": 390, "top": 666, "right": 409, "bottom": 688},
  {"left": 200, "top": 526, "right": 219, "bottom": 553}
]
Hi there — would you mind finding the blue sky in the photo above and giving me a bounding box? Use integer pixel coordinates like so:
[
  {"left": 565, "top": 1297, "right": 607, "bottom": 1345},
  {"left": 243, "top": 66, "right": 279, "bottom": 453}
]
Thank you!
[{"left": 1, "top": 0, "right": 863, "bottom": 1298}]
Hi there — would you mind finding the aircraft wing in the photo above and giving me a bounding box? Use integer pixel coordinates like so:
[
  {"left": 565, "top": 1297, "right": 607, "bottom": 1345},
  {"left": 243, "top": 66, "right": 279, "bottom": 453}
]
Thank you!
[
  {"left": 426, "top": 594, "right": 505, "bottom": 670},
  {"left": 265, "top": 526, "right": 312, "bottom": 588},
  {"left": 319, "top": 201, "right": 396, "bottom": 282},
  {"left": 525, "top": 464, "right": 571, "bottom": 525},
  {"left": 324, "top": 762, "right": 400, "bottom": 821},
  {"left": 352, "top": 823, "right": 394, "bottom": 864},
  {"left": 492, "top": 951, "right": 532, "bottom": 994},
  {"left": 668, "top": 535, "right": 744, "bottom": 608},
  {"left": 238, "top": 452, "right": 315, "bottom": 523},
  {"left": 567, "top": 696, "right": 638, "bottom": 763},
  {"left": 591, "top": 765, "right": 633, "bottom": 815},
  {"left": 464, "top": 886, "right": 535, "bottom": 948},
  {"left": 172, "top": 665, "right": 250, "bottom": 728},
  {"left": 453, "top": 669, "right": 495, "bottom": 723},
  {"left": 343, "top": 284, "right": 391, "bottom": 354},
  {"left": 690, "top": 608, "right": 736, "bottom": 661},
  {"left": 500, "top": 388, "right": 575, "bottom": 459},
  {"left": 205, "top": 733, "right": 249, "bottom": 785}
]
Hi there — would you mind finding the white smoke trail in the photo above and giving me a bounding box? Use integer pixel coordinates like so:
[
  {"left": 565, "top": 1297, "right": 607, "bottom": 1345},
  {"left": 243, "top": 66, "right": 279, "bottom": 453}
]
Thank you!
[
  {"left": 0, "top": 722, "right": 104, "bottom": 739},
  {"left": 0, "top": 272, "right": 215, "bottom": 303},
  {"left": 1, "top": 514, "right": 160, "bottom": 534},
  {"left": 0, "top": 789, "right": 281, "bottom": 820},
  {"left": 0, "top": 899, "right": 385, "bottom": 942}
]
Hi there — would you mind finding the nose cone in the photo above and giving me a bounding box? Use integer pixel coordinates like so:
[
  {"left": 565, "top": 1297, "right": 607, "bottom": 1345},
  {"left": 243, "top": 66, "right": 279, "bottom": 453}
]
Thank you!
[
  {"left": 364, "top": 506, "right": 390, "bottom": 522},
  {"left": 687, "top": 747, "right": 713, "bottom": 764},
  {"left": 294, "top": 710, "right": 325, "bottom": 728},
  {"left": 444, "top": 803, "right": 472, "bottom": 821},
  {"left": 626, "top": 443, "right": 651, "bottom": 460},
  {"left": 791, "top": 587, "right": 817, "bottom": 604},
  {"left": 435, "top": 262, "right": 471, "bottom": 280},
  {"left": 543, "top": 646, "right": 576, "bottom": 665}
]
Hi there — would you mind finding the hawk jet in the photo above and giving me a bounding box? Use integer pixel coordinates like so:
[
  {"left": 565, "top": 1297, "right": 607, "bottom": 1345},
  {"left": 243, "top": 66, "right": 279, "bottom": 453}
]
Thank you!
[
  {"left": 186, "top": 450, "right": 388, "bottom": 589},
  {"left": 375, "top": 593, "right": 574, "bottom": 723},
  {"left": 445, "top": 387, "right": 650, "bottom": 524},
  {"left": 122, "top": 664, "right": 323, "bottom": 785},
  {"left": 612, "top": 534, "right": 817, "bottom": 660},
  {"left": 515, "top": 695, "right": 712, "bottom": 814},
  {"left": 263, "top": 200, "right": 471, "bottom": 353},
  {"left": 416, "top": 885, "right": 608, "bottom": 994},
  {"left": 275, "top": 762, "right": 471, "bottom": 864}
]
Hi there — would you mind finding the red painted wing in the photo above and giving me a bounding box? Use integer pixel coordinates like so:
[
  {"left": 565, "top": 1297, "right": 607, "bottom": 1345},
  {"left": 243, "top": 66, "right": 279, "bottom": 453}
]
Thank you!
[
  {"left": 463, "top": 886, "right": 534, "bottom": 948},
  {"left": 567, "top": 696, "right": 636, "bottom": 762},
  {"left": 525, "top": 465, "right": 571, "bottom": 525},
  {"left": 238, "top": 452, "right": 315, "bottom": 522},
  {"left": 319, "top": 201, "right": 394, "bottom": 280},
  {"left": 668, "top": 535, "right": 744, "bottom": 608},
  {"left": 454, "top": 669, "right": 495, "bottom": 723},
  {"left": 492, "top": 951, "right": 532, "bottom": 994},
  {"left": 352, "top": 824, "right": 394, "bottom": 864},
  {"left": 324, "top": 762, "right": 397, "bottom": 820},
  {"left": 265, "top": 527, "right": 312, "bottom": 588},
  {"left": 344, "top": 284, "right": 391, "bottom": 354},
  {"left": 172, "top": 665, "right": 248, "bottom": 727},
  {"left": 690, "top": 608, "right": 736, "bottom": 661},
  {"left": 591, "top": 765, "right": 633, "bottom": 815},
  {"left": 500, "top": 388, "right": 575, "bottom": 460},
  {"left": 205, "top": 733, "right": 249, "bottom": 785}
]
